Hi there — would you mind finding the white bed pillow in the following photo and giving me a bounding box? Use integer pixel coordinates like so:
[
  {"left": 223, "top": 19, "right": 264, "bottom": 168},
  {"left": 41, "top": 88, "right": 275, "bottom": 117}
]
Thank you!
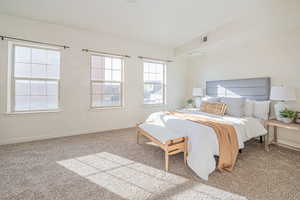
[
  {"left": 244, "top": 99, "right": 255, "bottom": 117},
  {"left": 253, "top": 100, "right": 270, "bottom": 120},
  {"left": 195, "top": 96, "right": 220, "bottom": 108},
  {"left": 220, "top": 97, "right": 245, "bottom": 117}
]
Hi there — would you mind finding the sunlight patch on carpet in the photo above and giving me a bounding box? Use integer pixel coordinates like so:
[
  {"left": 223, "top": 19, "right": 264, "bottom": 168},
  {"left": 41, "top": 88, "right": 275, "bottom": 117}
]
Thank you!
[{"left": 57, "top": 152, "right": 247, "bottom": 200}]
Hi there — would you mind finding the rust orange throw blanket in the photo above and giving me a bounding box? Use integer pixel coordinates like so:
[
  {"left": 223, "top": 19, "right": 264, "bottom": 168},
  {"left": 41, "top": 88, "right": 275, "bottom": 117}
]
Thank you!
[{"left": 166, "top": 111, "right": 239, "bottom": 172}]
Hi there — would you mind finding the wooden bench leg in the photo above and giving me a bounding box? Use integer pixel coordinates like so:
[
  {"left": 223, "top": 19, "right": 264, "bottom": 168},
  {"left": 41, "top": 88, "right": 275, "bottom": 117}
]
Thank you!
[
  {"left": 136, "top": 123, "right": 143, "bottom": 144},
  {"left": 165, "top": 151, "right": 169, "bottom": 171},
  {"left": 136, "top": 130, "right": 140, "bottom": 144},
  {"left": 184, "top": 137, "right": 188, "bottom": 165}
]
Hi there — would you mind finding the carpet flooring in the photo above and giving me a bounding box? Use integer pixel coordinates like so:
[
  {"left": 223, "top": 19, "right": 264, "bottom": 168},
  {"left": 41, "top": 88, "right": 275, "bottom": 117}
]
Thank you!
[{"left": 0, "top": 128, "right": 300, "bottom": 200}]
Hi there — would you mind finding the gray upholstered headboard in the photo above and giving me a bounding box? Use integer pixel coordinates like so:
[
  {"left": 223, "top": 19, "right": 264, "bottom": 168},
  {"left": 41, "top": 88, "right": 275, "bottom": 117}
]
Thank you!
[{"left": 206, "top": 77, "right": 271, "bottom": 101}]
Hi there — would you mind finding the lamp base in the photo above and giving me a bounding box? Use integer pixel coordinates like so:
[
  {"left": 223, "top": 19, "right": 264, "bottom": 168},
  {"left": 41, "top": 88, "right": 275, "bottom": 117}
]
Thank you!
[
  {"left": 194, "top": 97, "right": 202, "bottom": 108},
  {"left": 274, "top": 101, "right": 288, "bottom": 122}
]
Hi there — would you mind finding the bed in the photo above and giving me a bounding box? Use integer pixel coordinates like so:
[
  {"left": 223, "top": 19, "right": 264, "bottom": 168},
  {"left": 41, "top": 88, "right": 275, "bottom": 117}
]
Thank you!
[{"left": 137, "top": 77, "right": 271, "bottom": 180}]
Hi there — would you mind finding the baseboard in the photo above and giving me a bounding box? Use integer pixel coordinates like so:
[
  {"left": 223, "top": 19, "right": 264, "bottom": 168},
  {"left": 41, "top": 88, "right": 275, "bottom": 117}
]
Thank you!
[
  {"left": 0, "top": 126, "right": 135, "bottom": 146},
  {"left": 2, "top": 127, "right": 299, "bottom": 151}
]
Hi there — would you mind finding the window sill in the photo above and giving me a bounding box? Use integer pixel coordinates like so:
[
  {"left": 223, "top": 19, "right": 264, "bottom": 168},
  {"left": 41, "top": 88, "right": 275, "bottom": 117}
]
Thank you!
[
  {"left": 5, "top": 109, "right": 62, "bottom": 115},
  {"left": 143, "top": 103, "right": 167, "bottom": 108},
  {"left": 89, "top": 106, "right": 124, "bottom": 111}
]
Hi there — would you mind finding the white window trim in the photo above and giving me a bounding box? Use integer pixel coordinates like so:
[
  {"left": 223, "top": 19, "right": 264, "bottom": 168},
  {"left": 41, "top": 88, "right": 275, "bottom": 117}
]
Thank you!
[
  {"left": 89, "top": 53, "right": 125, "bottom": 109},
  {"left": 5, "top": 109, "right": 62, "bottom": 115},
  {"left": 7, "top": 42, "right": 62, "bottom": 114},
  {"left": 143, "top": 60, "right": 167, "bottom": 105}
]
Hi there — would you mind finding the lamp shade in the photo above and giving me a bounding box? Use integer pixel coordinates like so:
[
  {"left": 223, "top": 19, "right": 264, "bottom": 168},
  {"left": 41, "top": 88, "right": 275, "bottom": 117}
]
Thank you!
[
  {"left": 192, "top": 88, "right": 203, "bottom": 97},
  {"left": 270, "top": 86, "right": 296, "bottom": 101}
]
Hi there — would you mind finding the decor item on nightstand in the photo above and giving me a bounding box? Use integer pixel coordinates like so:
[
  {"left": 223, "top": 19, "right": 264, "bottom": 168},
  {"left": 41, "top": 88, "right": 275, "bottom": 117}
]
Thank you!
[
  {"left": 270, "top": 86, "right": 296, "bottom": 122},
  {"left": 192, "top": 88, "right": 203, "bottom": 108},
  {"left": 279, "top": 109, "right": 297, "bottom": 123},
  {"left": 186, "top": 99, "right": 194, "bottom": 108}
]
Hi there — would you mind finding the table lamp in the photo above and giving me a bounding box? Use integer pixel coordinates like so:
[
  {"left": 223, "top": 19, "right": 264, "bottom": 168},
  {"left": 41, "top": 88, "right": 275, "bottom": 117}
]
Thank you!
[{"left": 192, "top": 88, "right": 203, "bottom": 107}]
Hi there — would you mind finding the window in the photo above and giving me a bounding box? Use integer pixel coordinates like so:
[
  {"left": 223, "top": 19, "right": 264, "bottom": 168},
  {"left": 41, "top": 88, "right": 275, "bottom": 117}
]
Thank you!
[
  {"left": 10, "top": 44, "right": 60, "bottom": 112},
  {"left": 143, "top": 61, "right": 166, "bottom": 104},
  {"left": 90, "top": 55, "right": 123, "bottom": 108}
]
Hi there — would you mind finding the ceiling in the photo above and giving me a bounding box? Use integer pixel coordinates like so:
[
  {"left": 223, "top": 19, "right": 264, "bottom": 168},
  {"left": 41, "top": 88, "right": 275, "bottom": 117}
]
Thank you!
[{"left": 0, "top": 0, "right": 263, "bottom": 47}]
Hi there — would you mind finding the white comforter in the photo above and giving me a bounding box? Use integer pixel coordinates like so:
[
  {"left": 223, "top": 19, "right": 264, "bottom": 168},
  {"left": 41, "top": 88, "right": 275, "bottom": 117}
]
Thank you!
[{"left": 139, "top": 110, "right": 267, "bottom": 180}]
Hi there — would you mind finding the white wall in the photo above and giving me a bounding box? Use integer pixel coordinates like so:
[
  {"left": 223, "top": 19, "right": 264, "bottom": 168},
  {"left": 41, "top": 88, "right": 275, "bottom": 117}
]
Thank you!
[
  {"left": 182, "top": 1, "right": 300, "bottom": 148},
  {"left": 0, "top": 14, "right": 187, "bottom": 145}
]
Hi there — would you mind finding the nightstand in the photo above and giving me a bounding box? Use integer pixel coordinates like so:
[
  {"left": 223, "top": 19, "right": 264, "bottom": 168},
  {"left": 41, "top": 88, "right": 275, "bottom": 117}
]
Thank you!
[{"left": 264, "top": 120, "right": 300, "bottom": 151}]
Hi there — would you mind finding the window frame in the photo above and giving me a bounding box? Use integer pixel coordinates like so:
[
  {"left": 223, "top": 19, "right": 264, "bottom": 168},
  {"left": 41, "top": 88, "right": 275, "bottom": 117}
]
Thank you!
[
  {"left": 143, "top": 60, "right": 167, "bottom": 105},
  {"left": 8, "top": 43, "right": 62, "bottom": 113},
  {"left": 89, "top": 53, "right": 125, "bottom": 109}
]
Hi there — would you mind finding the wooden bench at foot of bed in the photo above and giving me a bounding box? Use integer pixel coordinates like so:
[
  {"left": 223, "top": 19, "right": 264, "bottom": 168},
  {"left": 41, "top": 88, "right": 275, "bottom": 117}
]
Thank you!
[{"left": 136, "top": 123, "right": 188, "bottom": 172}]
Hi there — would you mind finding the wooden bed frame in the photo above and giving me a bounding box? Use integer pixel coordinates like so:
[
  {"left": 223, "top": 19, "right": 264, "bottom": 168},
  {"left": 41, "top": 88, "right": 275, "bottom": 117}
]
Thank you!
[{"left": 136, "top": 123, "right": 188, "bottom": 171}]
